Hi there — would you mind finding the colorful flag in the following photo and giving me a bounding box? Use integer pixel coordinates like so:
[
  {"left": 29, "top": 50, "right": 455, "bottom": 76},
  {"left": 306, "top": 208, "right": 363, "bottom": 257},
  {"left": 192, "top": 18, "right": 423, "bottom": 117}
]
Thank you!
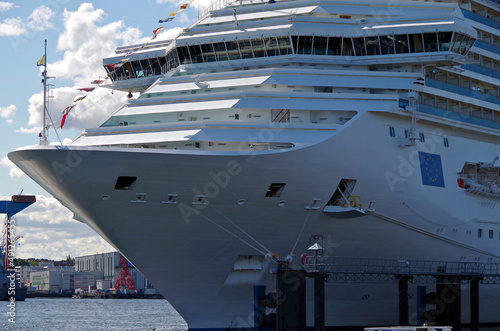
[
  {"left": 77, "top": 88, "right": 95, "bottom": 92},
  {"left": 152, "top": 27, "right": 165, "bottom": 39},
  {"left": 158, "top": 17, "right": 175, "bottom": 23},
  {"left": 108, "top": 62, "right": 124, "bottom": 70},
  {"left": 180, "top": 0, "right": 194, "bottom": 10},
  {"left": 61, "top": 105, "right": 75, "bottom": 129},
  {"left": 91, "top": 80, "right": 104, "bottom": 85},
  {"left": 170, "top": 9, "right": 184, "bottom": 16},
  {"left": 73, "top": 95, "right": 87, "bottom": 103},
  {"left": 37, "top": 55, "right": 46, "bottom": 66}
]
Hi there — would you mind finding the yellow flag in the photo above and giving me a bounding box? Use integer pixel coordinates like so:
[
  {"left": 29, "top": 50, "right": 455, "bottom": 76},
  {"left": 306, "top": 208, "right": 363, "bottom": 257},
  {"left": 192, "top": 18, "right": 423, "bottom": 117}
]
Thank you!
[{"left": 37, "top": 55, "right": 46, "bottom": 66}]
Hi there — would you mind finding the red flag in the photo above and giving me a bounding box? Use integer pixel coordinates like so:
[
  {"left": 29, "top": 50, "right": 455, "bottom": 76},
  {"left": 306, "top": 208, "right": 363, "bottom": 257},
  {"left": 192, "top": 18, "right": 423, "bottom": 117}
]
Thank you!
[
  {"left": 91, "top": 80, "right": 104, "bottom": 85},
  {"left": 77, "top": 87, "right": 95, "bottom": 92},
  {"left": 152, "top": 27, "right": 164, "bottom": 39},
  {"left": 61, "top": 105, "right": 75, "bottom": 129}
]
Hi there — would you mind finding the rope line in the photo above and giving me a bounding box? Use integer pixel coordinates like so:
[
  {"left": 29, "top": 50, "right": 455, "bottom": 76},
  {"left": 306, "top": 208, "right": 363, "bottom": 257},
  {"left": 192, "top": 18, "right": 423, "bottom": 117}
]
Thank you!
[{"left": 209, "top": 203, "right": 273, "bottom": 254}]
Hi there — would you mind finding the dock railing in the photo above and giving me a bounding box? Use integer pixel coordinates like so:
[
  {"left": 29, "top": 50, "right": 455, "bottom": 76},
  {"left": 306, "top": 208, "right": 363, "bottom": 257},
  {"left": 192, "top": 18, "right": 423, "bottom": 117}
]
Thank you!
[
  {"left": 198, "top": 0, "right": 237, "bottom": 18},
  {"left": 302, "top": 256, "right": 500, "bottom": 283}
]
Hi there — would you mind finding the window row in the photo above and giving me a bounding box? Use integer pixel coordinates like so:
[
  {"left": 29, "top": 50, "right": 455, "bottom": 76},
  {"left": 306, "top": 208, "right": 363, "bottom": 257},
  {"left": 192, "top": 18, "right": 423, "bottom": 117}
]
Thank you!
[
  {"left": 477, "top": 228, "right": 500, "bottom": 239},
  {"left": 389, "top": 126, "right": 450, "bottom": 147},
  {"left": 105, "top": 51, "right": 179, "bottom": 81},
  {"left": 106, "top": 32, "right": 475, "bottom": 82},
  {"left": 293, "top": 32, "right": 473, "bottom": 57}
]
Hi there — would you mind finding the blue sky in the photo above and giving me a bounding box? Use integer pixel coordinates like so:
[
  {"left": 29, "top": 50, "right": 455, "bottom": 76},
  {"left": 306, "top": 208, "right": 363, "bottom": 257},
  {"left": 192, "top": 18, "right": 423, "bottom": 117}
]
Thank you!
[{"left": 0, "top": 0, "right": 211, "bottom": 260}]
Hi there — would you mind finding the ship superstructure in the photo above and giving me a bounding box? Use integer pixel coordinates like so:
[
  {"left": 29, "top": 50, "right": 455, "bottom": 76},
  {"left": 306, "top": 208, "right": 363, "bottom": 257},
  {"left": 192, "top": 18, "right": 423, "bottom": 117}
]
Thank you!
[{"left": 9, "top": 0, "right": 500, "bottom": 329}]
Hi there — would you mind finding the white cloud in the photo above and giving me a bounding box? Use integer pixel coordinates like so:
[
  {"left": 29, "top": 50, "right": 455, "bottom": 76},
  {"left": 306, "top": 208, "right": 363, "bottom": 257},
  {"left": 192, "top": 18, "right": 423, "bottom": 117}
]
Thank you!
[
  {"left": 0, "top": 17, "right": 25, "bottom": 36},
  {"left": 0, "top": 104, "right": 16, "bottom": 124},
  {"left": 22, "top": 85, "right": 128, "bottom": 134},
  {"left": 0, "top": 156, "right": 25, "bottom": 179},
  {"left": 22, "top": 3, "right": 188, "bottom": 133},
  {"left": 28, "top": 5, "right": 55, "bottom": 31},
  {"left": 53, "top": 3, "right": 141, "bottom": 83},
  {"left": 1, "top": 194, "right": 115, "bottom": 260},
  {"left": 0, "top": 2, "right": 14, "bottom": 12}
]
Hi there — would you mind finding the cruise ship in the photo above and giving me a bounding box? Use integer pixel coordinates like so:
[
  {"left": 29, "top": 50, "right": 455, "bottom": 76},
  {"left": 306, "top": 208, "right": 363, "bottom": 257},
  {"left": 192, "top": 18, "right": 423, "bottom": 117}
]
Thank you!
[{"left": 9, "top": 0, "right": 500, "bottom": 329}]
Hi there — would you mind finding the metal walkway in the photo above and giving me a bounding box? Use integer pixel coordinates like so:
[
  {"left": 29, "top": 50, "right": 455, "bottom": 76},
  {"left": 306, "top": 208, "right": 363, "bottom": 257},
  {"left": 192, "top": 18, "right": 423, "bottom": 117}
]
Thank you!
[{"left": 302, "top": 256, "right": 500, "bottom": 284}]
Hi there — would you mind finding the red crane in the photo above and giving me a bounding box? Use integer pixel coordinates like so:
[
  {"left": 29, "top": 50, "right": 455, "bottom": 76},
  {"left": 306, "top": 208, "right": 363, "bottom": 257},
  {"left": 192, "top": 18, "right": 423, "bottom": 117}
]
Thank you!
[{"left": 114, "top": 254, "right": 136, "bottom": 291}]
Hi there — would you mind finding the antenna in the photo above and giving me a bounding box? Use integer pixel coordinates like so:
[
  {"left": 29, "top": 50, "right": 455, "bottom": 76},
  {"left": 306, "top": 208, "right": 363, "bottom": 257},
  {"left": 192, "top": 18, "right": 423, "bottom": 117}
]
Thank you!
[{"left": 40, "top": 40, "right": 49, "bottom": 146}]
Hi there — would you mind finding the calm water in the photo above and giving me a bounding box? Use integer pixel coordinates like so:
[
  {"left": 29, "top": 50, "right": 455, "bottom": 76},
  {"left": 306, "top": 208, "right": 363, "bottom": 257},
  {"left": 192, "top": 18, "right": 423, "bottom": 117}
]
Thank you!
[
  {"left": 1, "top": 298, "right": 499, "bottom": 330},
  {"left": 0, "top": 298, "right": 187, "bottom": 330}
]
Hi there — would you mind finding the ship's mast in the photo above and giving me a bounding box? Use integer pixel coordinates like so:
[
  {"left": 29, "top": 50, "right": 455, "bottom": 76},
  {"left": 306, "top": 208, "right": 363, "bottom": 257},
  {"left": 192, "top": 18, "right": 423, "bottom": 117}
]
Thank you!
[{"left": 41, "top": 39, "right": 48, "bottom": 146}]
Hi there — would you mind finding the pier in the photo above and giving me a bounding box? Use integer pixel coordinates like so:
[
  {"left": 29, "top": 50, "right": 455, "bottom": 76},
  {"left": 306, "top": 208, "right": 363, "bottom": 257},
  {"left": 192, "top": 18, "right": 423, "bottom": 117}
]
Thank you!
[{"left": 256, "top": 255, "right": 500, "bottom": 331}]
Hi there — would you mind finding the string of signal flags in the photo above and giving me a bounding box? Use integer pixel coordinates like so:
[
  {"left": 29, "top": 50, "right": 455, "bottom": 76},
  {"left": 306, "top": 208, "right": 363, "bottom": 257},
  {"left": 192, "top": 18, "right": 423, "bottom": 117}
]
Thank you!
[
  {"left": 38, "top": 1, "right": 195, "bottom": 129},
  {"left": 104, "top": 0, "right": 195, "bottom": 80}
]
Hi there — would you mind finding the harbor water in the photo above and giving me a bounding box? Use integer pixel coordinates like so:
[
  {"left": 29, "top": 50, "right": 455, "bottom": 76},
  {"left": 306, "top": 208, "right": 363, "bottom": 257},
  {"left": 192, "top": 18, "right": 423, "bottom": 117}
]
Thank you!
[
  {"left": 1, "top": 297, "right": 499, "bottom": 330},
  {"left": 0, "top": 298, "right": 187, "bottom": 330}
]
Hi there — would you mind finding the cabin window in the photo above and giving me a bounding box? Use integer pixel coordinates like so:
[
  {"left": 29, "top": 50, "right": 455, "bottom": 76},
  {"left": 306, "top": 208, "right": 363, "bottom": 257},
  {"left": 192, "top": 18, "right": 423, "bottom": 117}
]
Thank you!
[
  {"left": 452, "top": 33, "right": 464, "bottom": 53},
  {"left": 189, "top": 45, "right": 204, "bottom": 63},
  {"left": 313, "top": 36, "right": 328, "bottom": 55},
  {"left": 277, "top": 36, "right": 293, "bottom": 55},
  {"left": 419, "top": 133, "right": 425, "bottom": 142},
  {"left": 389, "top": 127, "right": 396, "bottom": 137},
  {"left": 438, "top": 32, "right": 453, "bottom": 51},
  {"left": 325, "top": 37, "right": 340, "bottom": 55},
  {"left": 251, "top": 38, "right": 266, "bottom": 57},
  {"left": 366, "top": 36, "right": 380, "bottom": 55},
  {"left": 353, "top": 37, "right": 365, "bottom": 56},
  {"left": 226, "top": 40, "right": 241, "bottom": 60},
  {"left": 297, "top": 36, "right": 313, "bottom": 55},
  {"left": 424, "top": 33, "right": 438, "bottom": 52},
  {"left": 114, "top": 176, "right": 137, "bottom": 190},
  {"left": 443, "top": 138, "right": 449, "bottom": 148},
  {"left": 214, "top": 42, "right": 229, "bottom": 61},
  {"left": 489, "top": 230, "right": 494, "bottom": 239},
  {"left": 266, "top": 183, "right": 286, "bottom": 197},
  {"left": 177, "top": 46, "right": 192, "bottom": 64},
  {"left": 409, "top": 33, "right": 424, "bottom": 53},
  {"left": 239, "top": 40, "right": 254, "bottom": 59},
  {"left": 380, "top": 35, "right": 395, "bottom": 54},
  {"left": 478, "top": 228, "right": 483, "bottom": 238},
  {"left": 394, "top": 34, "right": 409, "bottom": 53},
  {"left": 265, "top": 36, "right": 280, "bottom": 56},
  {"left": 201, "top": 43, "right": 215, "bottom": 62}
]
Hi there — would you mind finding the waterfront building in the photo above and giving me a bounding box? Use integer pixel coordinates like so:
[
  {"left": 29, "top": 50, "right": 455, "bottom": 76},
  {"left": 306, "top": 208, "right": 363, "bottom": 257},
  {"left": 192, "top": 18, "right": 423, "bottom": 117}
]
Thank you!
[
  {"left": 16, "top": 264, "right": 75, "bottom": 287},
  {"left": 75, "top": 251, "right": 154, "bottom": 292},
  {"left": 30, "top": 270, "right": 102, "bottom": 293}
]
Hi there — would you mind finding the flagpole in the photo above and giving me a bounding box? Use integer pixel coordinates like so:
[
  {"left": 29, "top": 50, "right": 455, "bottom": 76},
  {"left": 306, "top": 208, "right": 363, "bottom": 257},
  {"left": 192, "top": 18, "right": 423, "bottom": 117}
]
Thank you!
[{"left": 41, "top": 39, "right": 48, "bottom": 145}]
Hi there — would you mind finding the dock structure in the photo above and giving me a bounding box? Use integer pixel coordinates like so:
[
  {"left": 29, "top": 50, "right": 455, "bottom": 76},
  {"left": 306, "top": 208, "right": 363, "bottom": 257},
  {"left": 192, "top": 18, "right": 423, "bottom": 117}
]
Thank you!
[
  {"left": 301, "top": 256, "right": 500, "bottom": 331},
  {"left": 255, "top": 255, "right": 500, "bottom": 331}
]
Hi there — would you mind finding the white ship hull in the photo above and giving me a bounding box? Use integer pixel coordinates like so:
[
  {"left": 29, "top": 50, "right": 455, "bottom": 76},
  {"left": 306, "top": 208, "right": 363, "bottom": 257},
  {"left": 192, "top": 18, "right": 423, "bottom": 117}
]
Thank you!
[
  {"left": 10, "top": 0, "right": 500, "bottom": 328},
  {"left": 10, "top": 111, "right": 500, "bottom": 328}
]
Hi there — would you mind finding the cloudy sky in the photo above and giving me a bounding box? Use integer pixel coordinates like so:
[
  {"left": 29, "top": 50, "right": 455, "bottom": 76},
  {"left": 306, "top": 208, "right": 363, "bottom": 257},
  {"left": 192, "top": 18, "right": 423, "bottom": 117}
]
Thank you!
[{"left": 0, "top": 0, "right": 212, "bottom": 260}]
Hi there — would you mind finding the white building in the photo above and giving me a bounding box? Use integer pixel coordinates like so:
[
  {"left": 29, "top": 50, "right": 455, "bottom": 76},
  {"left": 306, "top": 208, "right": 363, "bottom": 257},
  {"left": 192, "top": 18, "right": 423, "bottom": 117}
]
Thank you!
[
  {"left": 30, "top": 270, "right": 103, "bottom": 293},
  {"left": 75, "top": 252, "right": 153, "bottom": 292},
  {"left": 16, "top": 265, "right": 75, "bottom": 287}
]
